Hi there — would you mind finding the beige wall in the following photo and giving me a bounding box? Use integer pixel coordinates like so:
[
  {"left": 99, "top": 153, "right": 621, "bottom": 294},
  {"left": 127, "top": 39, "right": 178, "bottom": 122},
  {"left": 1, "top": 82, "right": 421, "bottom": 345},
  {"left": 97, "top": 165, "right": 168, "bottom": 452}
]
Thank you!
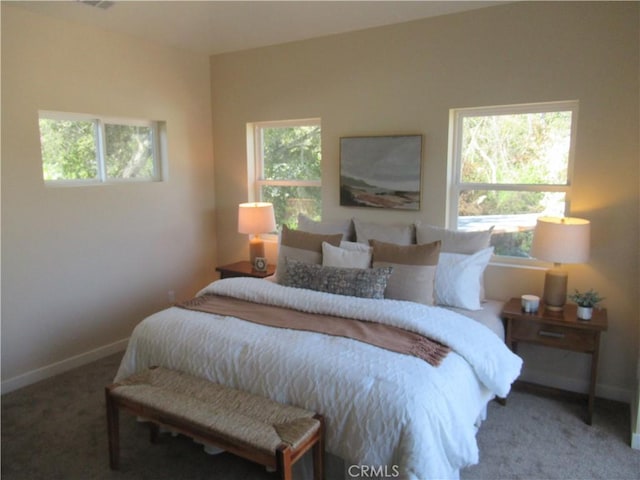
[
  {"left": 211, "top": 2, "right": 639, "bottom": 402},
  {"left": 635, "top": 2, "right": 640, "bottom": 448},
  {"left": 1, "top": 6, "right": 217, "bottom": 389}
]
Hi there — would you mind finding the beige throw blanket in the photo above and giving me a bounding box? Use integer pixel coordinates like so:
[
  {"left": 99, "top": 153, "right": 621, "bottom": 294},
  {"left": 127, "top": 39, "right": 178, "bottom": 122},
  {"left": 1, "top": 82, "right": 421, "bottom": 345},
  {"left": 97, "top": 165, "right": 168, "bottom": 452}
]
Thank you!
[{"left": 178, "top": 294, "right": 450, "bottom": 367}]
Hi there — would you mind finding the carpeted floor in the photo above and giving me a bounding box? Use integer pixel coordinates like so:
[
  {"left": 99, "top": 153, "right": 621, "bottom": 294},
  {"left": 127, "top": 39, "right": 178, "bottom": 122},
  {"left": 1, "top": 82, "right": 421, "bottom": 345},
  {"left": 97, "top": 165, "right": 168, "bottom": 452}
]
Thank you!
[{"left": 1, "top": 352, "right": 638, "bottom": 480}]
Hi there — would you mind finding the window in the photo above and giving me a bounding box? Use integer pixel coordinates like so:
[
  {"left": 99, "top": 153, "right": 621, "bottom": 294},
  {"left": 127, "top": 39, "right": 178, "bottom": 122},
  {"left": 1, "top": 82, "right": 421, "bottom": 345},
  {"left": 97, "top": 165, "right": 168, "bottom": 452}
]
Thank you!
[
  {"left": 449, "top": 101, "right": 577, "bottom": 259},
  {"left": 248, "top": 118, "right": 322, "bottom": 230},
  {"left": 38, "top": 111, "right": 163, "bottom": 184}
]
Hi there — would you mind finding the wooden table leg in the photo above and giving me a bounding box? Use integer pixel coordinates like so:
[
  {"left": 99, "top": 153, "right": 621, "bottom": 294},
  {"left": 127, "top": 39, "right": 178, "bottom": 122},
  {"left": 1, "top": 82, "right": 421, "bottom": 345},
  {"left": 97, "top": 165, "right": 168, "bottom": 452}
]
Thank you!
[
  {"left": 276, "top": 446, "right": 293, "bottom": 480},
  {"left": 312, "top": 414, "right": 325, "bottom": 480},
  {"left": 586, "top": 333, "right": 601, "bottom": 426}
]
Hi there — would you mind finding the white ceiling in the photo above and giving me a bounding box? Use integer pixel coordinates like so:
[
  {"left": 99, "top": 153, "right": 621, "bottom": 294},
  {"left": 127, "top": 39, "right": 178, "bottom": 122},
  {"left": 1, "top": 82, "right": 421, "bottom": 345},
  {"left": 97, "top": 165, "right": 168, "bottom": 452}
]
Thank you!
[{"left": 13, "top": 1, "right": 503, "bottom": 55}]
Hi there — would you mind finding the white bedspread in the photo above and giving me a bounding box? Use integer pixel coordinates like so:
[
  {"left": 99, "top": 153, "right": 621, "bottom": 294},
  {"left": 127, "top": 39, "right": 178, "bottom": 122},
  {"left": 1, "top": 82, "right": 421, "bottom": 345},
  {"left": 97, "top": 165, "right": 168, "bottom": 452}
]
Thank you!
[{"left": 116, "top": 278, "right": 522, "bottom": 480}]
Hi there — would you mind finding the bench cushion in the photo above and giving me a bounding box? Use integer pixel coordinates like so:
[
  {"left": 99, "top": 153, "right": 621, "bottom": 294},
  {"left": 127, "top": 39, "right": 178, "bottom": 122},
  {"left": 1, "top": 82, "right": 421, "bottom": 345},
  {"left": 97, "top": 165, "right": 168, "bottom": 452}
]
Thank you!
[{"left": 111, "top": 367, "right": 320, "bottom": 456}]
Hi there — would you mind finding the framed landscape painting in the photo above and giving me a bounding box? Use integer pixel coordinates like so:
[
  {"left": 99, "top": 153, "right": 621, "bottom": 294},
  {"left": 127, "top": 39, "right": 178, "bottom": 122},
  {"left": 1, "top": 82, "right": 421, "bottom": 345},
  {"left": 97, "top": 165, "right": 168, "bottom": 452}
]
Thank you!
[{"left": 340, "top": 135, "right": 422, "bottom": 210}]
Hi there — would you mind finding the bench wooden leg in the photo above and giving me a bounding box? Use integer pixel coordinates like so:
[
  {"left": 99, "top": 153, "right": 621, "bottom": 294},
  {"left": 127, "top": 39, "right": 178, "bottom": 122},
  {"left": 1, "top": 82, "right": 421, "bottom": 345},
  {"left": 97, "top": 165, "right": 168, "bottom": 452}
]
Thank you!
[
  {"left": 105, "top": 387, "right": 120, "bottom": 470},
  {"left": 312, "top": 414, "right": 325, "bottom": 480},
  {"left": 276, "top": 414, "right": 325, "bottom": 480},
  {"left": 276, "top": 446, "right": 293, "bottom": 480}
]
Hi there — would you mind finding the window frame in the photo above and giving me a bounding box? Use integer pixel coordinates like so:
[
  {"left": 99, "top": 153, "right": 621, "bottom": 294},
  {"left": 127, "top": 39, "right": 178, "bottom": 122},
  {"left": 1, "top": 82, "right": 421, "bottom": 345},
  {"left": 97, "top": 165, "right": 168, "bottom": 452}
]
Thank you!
[
  {"left": 448, "top": 100, "right": 579, "bottom": 263},
  {"left": 38, "top": 110, "right": 163, "bottom": 185},
  {"left": 247, "top": 118, "right": 322, "bottom": 233}
]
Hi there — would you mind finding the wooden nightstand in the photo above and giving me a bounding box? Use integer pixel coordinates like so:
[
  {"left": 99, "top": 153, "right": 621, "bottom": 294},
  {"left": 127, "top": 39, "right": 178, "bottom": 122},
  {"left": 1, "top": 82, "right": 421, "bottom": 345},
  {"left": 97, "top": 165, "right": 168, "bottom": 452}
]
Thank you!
[
  {"left": 216, "top": 261, "right": 275, "bottom": 280},
  {"left": 502, "top": 297, "right": 607, "bottom": 425}
]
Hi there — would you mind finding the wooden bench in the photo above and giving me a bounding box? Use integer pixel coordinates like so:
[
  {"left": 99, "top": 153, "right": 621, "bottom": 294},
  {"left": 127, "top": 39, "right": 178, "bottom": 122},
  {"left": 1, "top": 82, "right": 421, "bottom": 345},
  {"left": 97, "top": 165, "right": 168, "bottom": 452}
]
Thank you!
[{"left": 106, "top": 367, "right": 324, "bottom": 480}]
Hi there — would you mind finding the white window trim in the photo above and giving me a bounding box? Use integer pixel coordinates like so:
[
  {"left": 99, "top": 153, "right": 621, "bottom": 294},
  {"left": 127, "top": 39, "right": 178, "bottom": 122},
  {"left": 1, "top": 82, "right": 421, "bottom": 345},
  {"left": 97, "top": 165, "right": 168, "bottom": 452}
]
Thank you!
[
  {"left": 246, "top": 118, "right": 321, "bottom": 241},
  {"left": 249, "top": 117, "right": 322, "bottom": 203},
  {"left": 39, "top": 110, "right": 163, "bottom": 185},
  {"left": 448, "top": 100, "right": 579, "bottom": 265}
]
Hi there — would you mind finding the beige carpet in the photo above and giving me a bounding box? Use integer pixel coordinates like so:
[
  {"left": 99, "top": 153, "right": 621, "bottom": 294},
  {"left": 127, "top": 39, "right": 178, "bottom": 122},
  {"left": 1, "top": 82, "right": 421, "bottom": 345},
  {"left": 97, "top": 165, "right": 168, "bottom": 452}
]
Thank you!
[{"left": 1, "top": 353, "right": 638, "bottom": 479}]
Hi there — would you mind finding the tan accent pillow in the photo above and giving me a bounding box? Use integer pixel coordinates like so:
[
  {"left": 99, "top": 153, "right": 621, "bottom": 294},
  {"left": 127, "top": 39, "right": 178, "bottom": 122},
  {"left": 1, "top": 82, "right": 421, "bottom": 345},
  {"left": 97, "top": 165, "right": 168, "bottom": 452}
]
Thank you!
[
  {"left": 353, "top": 218, "right": 415, "bottom": 245},
  {"left": 415, "top": 223, "right": 493, "bottom": 254},
  {"left": 371, "top": 240, "right": 441, "bottom": 305},
  {"left": 276, "top": 226, "right": 342, "bottom": 285}
]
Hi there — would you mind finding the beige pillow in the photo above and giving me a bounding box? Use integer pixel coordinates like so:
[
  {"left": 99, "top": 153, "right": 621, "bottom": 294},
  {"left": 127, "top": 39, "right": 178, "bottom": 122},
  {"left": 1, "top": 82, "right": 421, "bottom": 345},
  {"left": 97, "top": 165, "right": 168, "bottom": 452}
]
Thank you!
[
  {"left": 353, "top": 218, "right": 415, "bottom": 245},
  {"left": 371, "top": 239, "right": 441, "bottom": 305},
  {"left": 276, "top": 226, "right": 342, "bottom": 285},
  {"left": 415, "top": 223, "right": 493, "bottom": 254}
]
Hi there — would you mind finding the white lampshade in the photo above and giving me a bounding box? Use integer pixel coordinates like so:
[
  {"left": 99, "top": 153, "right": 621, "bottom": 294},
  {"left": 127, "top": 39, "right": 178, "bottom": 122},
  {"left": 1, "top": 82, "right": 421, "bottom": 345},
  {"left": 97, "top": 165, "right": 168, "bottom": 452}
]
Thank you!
[
  {"left": 238, "top": 202, "right": 276, "bottom": 235},
  {"left": 531, "top": 216, "right": 590, "bottom": 264},
  {"left": 237, "top": 202, "right": 276, "bottom": 266},
  {"left": 531, "top": 216, "right": 590, "bottom": 311}
]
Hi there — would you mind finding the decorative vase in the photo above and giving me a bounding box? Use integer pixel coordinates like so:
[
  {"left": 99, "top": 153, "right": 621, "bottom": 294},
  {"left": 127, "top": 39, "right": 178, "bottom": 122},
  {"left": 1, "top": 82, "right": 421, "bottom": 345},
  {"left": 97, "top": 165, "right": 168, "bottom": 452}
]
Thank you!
[{"left": 577, "top": 306, "right": 593, "bottom": 320}]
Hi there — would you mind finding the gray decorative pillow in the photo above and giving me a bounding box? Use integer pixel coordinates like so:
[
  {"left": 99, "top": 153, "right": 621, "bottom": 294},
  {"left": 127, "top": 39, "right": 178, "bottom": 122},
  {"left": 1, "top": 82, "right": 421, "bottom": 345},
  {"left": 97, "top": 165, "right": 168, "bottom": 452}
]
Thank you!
[
  {"left": 415, "top": 223, "right": 493, "bottom": 254},
  {"left": 353, "top": 218, "right": 415, "bottom": 245},
  {"left": 283, "top": 257, "right": 392, "bottom": 299},
  {"left": 297, "top": 214, "right": 354, "bottom": 241}
]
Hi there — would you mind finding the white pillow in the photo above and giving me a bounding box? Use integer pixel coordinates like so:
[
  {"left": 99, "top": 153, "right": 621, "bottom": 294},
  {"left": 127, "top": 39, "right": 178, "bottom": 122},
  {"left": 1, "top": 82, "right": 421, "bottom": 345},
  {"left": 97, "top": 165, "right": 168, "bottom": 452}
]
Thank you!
[
  {"left": 435, "top": 247, "right": 494, "bottom": 310},
  {"left": 339, "top": 241, "right": 373, "bottom": 253},
  {"left": 322, "top": 241, "right": 372, "bottom": 269}
]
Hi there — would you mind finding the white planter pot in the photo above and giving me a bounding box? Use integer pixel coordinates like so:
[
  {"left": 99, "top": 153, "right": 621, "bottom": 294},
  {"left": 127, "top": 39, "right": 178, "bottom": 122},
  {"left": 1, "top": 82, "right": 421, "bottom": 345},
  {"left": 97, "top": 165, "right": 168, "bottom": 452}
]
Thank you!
[{"left": 577, "top": 306, "right": 593, "bottom": 320}]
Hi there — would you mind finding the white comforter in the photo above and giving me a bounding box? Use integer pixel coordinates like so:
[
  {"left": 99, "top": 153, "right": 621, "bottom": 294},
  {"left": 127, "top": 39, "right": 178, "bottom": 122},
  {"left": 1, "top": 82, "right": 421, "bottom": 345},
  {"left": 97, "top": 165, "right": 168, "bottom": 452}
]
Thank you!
[{"left": 116, "top": 278, "right": 522, "bottom": 480}]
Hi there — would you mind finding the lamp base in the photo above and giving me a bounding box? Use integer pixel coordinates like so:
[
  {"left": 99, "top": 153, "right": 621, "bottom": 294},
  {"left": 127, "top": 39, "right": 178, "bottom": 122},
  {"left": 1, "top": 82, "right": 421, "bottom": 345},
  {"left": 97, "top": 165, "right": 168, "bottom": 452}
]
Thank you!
[
  {"left": 544, "top": 304, "right": 565, "bottom": 312},
  {"left": 248, "top": 237, "right": 265, "bottom": 265},
  {"left": 542, "top": 268, "right": 568, "bottom": 311}
]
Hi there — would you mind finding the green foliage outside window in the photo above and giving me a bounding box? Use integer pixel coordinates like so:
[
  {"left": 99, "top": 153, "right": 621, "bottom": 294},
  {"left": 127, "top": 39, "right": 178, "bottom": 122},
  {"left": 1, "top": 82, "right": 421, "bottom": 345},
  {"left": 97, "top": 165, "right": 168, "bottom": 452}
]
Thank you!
[
  {"left": 259, "top": 125, "right": 321, "bottom": 229},
  {"left": 39, "top": 114, "right": 158, "bottom": 183},
  {"left": 460, "top": 112, "right": 571, "bottom": 217},
  {"left": 456, "top": 109, "right": 573, "bottom": 258},
  {"left": 104, "top": 124, "right": 154, "bottom": 179},
  {"left": 39, "top": 119, "right": 98, "bottom": 180}
]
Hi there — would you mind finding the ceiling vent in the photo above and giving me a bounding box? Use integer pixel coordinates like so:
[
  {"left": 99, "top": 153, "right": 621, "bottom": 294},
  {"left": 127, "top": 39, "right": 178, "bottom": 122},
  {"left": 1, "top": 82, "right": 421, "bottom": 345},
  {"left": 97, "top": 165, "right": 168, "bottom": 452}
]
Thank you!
[{"left": 79, "top": 1, "right": 115, "bottom": 10}]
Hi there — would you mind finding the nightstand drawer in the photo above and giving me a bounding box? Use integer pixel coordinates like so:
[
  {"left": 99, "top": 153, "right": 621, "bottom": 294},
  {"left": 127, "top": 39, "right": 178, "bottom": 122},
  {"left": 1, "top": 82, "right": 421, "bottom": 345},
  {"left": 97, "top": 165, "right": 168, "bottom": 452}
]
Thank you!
[{"left": 510, "top": 320, "right": 597, "bottom": 352}]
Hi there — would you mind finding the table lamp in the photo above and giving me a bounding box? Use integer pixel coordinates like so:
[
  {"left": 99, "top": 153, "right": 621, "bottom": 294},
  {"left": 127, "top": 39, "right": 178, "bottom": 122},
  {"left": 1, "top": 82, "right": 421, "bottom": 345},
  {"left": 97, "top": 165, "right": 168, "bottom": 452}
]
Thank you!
[
  {"left": 238, "top": 202, "right": 276, "bottom": 265},
  {"left": 531, "top": 216, "right": 590, "bottom": 311}
]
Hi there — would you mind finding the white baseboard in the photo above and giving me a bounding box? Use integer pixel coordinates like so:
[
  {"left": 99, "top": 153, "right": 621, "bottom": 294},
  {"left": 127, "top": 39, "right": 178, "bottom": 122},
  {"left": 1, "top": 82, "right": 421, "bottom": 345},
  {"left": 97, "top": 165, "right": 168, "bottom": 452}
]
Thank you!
[
  {"left": 1, "top": 338, "right": 129, "bottom": 395},
  {"left": 519, "top": 368, "right": 632, "bottom": 404}
]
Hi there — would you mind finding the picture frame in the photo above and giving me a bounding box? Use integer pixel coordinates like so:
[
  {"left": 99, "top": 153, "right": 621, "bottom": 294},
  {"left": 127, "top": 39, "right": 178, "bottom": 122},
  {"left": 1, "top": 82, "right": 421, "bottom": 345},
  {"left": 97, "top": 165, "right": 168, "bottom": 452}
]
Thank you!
[{"left": 339, "top": 135, "right": 422, "bottom": 210}]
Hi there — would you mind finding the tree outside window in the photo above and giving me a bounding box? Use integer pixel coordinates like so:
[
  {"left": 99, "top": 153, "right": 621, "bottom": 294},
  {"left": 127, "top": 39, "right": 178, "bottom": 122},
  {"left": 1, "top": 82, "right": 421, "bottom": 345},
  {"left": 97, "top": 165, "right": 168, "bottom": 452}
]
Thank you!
[
  {"left": 251, "top": 119, "right": 322, "bottom": 230},
  {"left": 38, "top": 111, "right": 162, "bottom": 184},
  {"left": 450, "top": 102, "right": 577, "bottom": 258}
]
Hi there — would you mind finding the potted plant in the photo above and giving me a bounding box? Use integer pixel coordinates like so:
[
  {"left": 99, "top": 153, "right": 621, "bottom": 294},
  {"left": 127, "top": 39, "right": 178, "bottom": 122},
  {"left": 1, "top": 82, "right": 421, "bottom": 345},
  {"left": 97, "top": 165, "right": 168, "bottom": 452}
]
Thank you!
[{"left": 568, "top": 289, "right": 604, "bottom": 320}]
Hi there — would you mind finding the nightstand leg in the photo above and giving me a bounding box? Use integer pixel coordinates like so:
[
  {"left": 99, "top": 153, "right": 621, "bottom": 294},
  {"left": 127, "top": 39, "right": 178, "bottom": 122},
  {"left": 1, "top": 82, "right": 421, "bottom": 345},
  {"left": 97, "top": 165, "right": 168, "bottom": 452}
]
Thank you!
[{"left": 587, "top": 334, "right": 601, "bottom": 426}]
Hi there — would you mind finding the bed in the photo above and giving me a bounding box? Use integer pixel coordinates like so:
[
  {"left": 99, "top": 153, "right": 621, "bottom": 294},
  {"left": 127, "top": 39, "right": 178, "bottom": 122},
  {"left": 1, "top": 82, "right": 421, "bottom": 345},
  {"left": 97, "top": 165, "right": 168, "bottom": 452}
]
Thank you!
[{"left": 115, "top": 219, "right": 522, "bottom": 479}]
